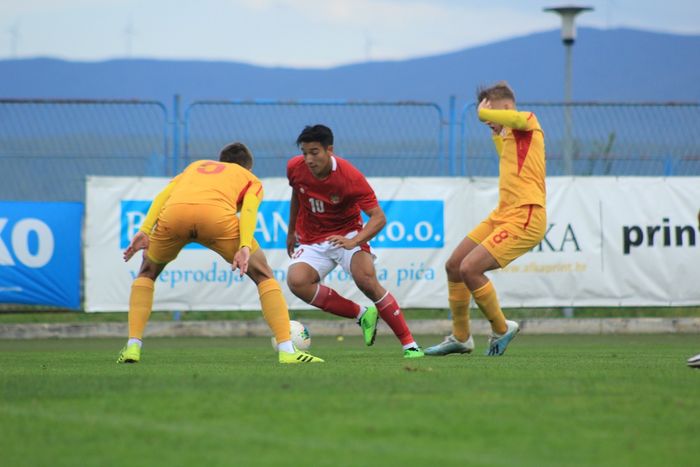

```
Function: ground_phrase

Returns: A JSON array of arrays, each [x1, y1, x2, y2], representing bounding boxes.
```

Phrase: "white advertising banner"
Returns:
[[85, 176, 700, 311]]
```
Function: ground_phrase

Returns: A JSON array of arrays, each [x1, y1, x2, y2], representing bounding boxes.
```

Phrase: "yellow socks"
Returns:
[[128, 277, 155, 339], [258, 278, 292, 344], [448, 281, 471, 342], [472, 281, 507, 334]]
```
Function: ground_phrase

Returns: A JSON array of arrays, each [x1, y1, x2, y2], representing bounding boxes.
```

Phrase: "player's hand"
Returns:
[[123, 231, 149, 262], [478, 98, 491, 111], [286, 233, 297, 258], [478, 98, 493, 123], [232, 246, 251, 277], [327, 235, 357, 250]]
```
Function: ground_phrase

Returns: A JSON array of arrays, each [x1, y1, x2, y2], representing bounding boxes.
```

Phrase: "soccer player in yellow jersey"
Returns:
[[117, 142, 323, 364], [426, 81, 547, 356]]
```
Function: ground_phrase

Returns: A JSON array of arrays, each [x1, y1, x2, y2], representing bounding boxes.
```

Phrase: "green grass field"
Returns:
[[1, 334, 698, 467], [2, 306, 700, 323]]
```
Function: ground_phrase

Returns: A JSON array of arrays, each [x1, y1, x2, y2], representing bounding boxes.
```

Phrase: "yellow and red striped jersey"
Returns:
[[166, 159, 263, 212], [479, 109, 546, 210]]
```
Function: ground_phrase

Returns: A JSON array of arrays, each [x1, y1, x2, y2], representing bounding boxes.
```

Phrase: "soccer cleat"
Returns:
[[486, 320, 520, 356], [116, 343, 141, 363], [358, 305, 379, 346], [279, 350, 325, 364], [403, 347, 425, 359], [687, 353, 700, 369], [424, 334, 475, 356]]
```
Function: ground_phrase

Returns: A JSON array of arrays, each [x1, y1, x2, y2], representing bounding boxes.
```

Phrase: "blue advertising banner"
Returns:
[[120, 199, 444, 250], [0, 202, 83, 309]]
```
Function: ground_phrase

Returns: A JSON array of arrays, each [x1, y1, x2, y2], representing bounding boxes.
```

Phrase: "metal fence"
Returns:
[[0, 99, 169, 202], [183, 100, 445, 177], [2, 98, 699, 203], [460, 102, 700, 177]]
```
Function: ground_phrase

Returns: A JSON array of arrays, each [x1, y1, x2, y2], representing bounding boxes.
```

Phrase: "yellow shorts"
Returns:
[[146, 203, 259, 264], [467, 204, 546, 268]]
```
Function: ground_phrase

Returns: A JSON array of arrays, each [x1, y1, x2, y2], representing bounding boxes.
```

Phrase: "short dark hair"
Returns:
[[219, 142, 253, 169], [296, 124, 333, 149], [477, 81, 516, 103]]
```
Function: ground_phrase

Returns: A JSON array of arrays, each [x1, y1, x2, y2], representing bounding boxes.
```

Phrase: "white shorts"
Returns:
[[289, 231, 374, 280]]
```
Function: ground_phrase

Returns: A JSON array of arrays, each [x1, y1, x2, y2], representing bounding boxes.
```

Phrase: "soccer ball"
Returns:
[[271, 320, 311, 351]]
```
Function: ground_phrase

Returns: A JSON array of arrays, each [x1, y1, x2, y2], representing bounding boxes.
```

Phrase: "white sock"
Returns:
[[127, 338, 142, 348], [356, 306, 367, 322], [402, 341, 418, 350], [277, 340, 295, 354]]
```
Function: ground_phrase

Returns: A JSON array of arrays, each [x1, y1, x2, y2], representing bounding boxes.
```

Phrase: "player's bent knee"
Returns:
[[138, 259, 164, 280], [286, 273, 310, 295], [458, 262, 475, 283], [353, 273, 380, 296], [445, 257, 462, 277], [246, 253, 275, 284]]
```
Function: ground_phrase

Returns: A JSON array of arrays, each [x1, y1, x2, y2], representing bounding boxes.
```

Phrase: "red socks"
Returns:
[[310, 285, 360, 319], [375, 292, 414, 346]]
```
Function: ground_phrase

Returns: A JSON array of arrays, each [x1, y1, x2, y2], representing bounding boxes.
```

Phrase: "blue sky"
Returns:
[[2, 0, 699, 67]]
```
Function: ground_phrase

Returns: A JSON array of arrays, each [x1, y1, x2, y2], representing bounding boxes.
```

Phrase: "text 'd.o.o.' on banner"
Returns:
[[84, 176, 700, 311]]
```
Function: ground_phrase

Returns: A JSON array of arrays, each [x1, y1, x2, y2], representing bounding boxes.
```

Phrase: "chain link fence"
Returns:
[[460, 102, 700, 177], [2, 99, 699, 204], [0, 99, 170, 202], [183, 100, 445, 177]]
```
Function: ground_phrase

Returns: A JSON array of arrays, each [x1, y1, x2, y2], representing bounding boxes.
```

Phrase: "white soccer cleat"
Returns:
[[486, 320, 520, 356], [424, 334, 475, 356], [687, 353, 700, 369]]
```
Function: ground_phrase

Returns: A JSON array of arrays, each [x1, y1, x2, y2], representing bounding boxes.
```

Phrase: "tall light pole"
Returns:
[[544, 5, 593, 176]]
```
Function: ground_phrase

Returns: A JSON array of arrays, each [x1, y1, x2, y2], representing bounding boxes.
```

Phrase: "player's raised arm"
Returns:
[[478, 106, 537, 131], [286, 189, 300, 257]]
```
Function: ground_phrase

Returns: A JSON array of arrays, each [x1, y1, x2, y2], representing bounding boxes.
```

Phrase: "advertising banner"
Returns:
[[0, 202, 83, 309], [85, 176, 700, 311]]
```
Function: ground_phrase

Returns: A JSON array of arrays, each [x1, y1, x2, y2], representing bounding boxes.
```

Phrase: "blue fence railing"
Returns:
[[460, 102, 700, 177], [0, 99, 169, 202], [182, 99, 445, 177], [1, 98, 699, 203]]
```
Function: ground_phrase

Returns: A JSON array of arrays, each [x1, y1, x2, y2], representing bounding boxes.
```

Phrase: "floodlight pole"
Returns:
[[544, 5, 593, 176]]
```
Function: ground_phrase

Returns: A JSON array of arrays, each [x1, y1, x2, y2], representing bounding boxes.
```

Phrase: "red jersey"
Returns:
[[287, 154, 379, 244]]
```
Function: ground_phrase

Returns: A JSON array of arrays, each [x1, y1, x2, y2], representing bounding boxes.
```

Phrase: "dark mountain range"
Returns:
[[1, 27, 698, 108]]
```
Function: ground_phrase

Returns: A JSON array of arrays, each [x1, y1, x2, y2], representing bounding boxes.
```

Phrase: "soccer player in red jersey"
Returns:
[[285, 124, 424, 358]]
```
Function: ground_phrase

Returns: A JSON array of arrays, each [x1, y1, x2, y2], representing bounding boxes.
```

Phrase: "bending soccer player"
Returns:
[[286, 124, 424, 359], [426, 81, 547, 357], [118, 142, 323, 364]]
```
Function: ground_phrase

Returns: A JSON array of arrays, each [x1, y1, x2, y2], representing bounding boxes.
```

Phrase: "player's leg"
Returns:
[[287, 245, 362, 320], [445, 237, 477, 340], [118, 208, 187, 363], [347, 249, 422, 357], [243, 244, 323, 363], [460, 244, 519, 356], [461, 205, 546, 356], [425, 220, 492, 356], [117, 256, 168, 363], [202, 206, 322, 363]]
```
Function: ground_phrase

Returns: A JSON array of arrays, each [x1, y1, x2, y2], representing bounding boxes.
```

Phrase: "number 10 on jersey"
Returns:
[[309, 198, 325, 213]]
